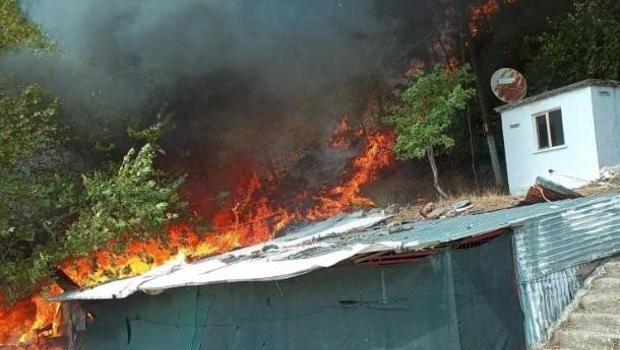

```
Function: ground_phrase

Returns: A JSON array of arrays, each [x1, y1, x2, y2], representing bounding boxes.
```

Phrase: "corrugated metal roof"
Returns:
[[51, 192, 620, 302], [341, 192, 620, 250], [514, 193, 620, 282]]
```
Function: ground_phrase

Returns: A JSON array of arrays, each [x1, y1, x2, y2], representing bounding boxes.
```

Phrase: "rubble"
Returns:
[[519, 177, 582, 205], [578, 165, 620, 196], [389, 192, 517, 224]]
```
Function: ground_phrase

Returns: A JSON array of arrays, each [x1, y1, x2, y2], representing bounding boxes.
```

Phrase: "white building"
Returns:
[[497, 80, 620, 195]]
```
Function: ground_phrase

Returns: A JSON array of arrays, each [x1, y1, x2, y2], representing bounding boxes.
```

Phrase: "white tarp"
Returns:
[[52, 212, 391, 301], [140, 241, 402, 293], [50, 256, 186, 301]]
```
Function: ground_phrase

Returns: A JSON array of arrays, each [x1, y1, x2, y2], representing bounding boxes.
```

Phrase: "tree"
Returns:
[[384, 64, 475, 198], [528, 0, 620, 92], [1, 140, 184, 302], [64, 144, 184, 257], [0, 0, 40, 52], [0, 85, 74, 301], [0, 4, 186, 303], [0, 84, 185, 302]]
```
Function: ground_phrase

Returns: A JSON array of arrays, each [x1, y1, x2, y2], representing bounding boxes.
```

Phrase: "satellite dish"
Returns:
[[491, 68, 528, 103]]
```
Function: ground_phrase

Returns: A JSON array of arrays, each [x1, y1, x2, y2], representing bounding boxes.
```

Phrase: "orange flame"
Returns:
[[3, 109, 395, 347], [61, 124, 394, 287], [470, 0, 517, 36], [307, 131, 393, 220], [0, 285, 63, 349], [329, 115, 351, 149]]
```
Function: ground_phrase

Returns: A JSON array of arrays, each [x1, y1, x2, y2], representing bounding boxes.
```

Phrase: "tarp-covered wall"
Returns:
[[84, 234, 524, 350]]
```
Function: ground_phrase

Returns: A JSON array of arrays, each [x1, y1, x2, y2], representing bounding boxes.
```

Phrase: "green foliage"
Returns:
[[0, 0, 40, 51], [0, 86, 73, 250], [0, 4, 182, 298], [384, 64, 476, 160], [0, 142, 184, 302], [0, 85, 77, 301], [127, 107, 172, 146], [528, 0, 620, 92], [65, 144, 184, 257], [0, 83, 184, 302], [0, 84, 62, 167], [0, 172, 80, 302]]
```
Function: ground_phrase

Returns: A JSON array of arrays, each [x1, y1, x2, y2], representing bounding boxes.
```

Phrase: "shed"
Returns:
[[53, 193, 620, 349], [496, 80, 620, 195]]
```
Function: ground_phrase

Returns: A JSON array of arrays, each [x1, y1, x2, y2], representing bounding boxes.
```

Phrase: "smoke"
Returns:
[[2, 0, 438, 196], [7, 0, 387, 116]]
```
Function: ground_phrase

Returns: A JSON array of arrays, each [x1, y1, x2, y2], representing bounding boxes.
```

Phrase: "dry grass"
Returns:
[[387, 170, 620, 224], [577, 173, 620, 196], [389, 188, 518, 223], [440, 188, 518, 213]]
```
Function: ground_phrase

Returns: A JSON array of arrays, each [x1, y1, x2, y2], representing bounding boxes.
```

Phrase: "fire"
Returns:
[[329, 115, 351, 149], [469, 0, 517, 36], [60, 122, 394, 287], [2, 2, 522, 345], [307, 131, 393, 220], [0, 285, 63, 349], [2, 107, 395, 347], [405, 62, 426, 79]]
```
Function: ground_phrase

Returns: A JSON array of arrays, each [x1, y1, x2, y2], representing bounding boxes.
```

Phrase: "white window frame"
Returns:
[[533, 108, 565, 151]]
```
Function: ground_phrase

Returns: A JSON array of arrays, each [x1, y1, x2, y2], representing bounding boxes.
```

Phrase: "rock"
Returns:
[[452, 200, 473, 213], [426, 208, 446, 219], [385, 203, 400, 215], [419, 202, 436, 218], [261, 244, 279, 253]]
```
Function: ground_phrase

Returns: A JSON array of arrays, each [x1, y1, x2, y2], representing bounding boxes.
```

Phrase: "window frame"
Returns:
[[532, 108, 565, 151]]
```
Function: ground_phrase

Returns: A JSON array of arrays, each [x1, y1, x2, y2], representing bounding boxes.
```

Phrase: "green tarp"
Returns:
[[84, 233, 525, 350]]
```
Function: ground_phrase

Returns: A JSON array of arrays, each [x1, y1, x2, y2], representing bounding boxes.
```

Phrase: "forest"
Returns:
[[1, 0, 619, 316]]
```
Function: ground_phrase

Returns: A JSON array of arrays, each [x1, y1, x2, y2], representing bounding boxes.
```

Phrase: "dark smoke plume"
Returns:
[[3, 0, 444, 201], [7, 1, 388, 124]]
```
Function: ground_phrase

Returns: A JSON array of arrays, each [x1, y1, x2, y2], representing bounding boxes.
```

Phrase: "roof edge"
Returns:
[[495, 79, 620, 114]]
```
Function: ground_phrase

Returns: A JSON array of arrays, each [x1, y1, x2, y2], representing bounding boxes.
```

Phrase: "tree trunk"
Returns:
[[468, 42, 505, 187], [456, 22, 480, 189], [427, 144, 449, 199], [458, 0, 505, 188], [466, 106, 480, 189]]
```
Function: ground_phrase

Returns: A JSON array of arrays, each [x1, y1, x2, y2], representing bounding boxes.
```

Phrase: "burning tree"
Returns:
[[1, 0, 590, 346], [384, 64, 475, 198], [0, 73, 185, 348], [0, 131, 184, 303]]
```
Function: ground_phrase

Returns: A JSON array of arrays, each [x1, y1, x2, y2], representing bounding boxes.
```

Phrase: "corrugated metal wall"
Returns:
[[513, 194, 620, 345], [517, 263, 590, 345]]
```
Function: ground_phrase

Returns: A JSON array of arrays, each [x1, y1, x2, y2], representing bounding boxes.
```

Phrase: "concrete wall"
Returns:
[[501, 87, 600, 195], [591, 85, 620, 167]]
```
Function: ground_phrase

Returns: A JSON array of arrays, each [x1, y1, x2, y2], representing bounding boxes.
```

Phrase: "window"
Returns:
[[534, 109, 565, 150]]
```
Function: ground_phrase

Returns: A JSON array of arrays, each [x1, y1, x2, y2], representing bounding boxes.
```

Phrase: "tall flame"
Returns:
[[2, 104, 394, 347], [2, 2, 524, 344], [60, 122, 394, 287]]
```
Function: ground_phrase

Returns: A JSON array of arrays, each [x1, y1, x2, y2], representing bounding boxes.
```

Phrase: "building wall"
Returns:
[[82, 234, 525, 350], [501, 87, 600, 195], [591, 85, 620, 167]]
